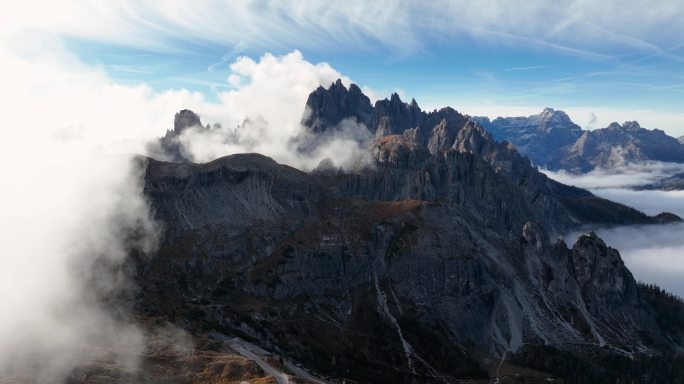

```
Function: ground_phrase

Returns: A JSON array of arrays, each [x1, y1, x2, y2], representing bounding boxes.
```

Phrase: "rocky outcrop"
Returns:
[[570, 232, 637, 310], [426, 119, 456, 154], [301, 79, 373, 133], [173, 109, 203, 134], [147, 109, 208, 163]]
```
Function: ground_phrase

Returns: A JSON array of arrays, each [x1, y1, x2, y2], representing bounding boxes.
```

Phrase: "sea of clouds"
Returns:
[[544, 165, 684, 299]]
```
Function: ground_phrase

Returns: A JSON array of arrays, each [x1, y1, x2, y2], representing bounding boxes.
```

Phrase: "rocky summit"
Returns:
[[476, 110, 684, 173], [131, 81, 684, 383], [473, 108, 583, 168]]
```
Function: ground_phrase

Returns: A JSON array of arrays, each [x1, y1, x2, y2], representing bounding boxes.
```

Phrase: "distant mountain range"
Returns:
[[474, 109, 684, 174], [129, 81, 684, 383]]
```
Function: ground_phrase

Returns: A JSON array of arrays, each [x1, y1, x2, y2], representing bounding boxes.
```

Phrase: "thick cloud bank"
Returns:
[[0, 40, 169, 381], [0, 30, 367, 381], [546, 165, 684, 299]]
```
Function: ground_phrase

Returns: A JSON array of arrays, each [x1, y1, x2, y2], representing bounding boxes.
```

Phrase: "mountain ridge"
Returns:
[[131, 80, 684, 382], [475, 109, 684, 173]]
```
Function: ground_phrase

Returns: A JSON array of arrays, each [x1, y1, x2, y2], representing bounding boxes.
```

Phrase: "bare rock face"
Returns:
[[147, 109, 207, 163], [301, 79, 373, 133], [426, 119, 456, 154], [173, 109, 203, 134], [134, 83, 684, 383], [570, 232, 637, 311]]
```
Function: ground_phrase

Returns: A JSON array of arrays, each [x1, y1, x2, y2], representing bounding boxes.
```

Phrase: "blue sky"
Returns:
[[5, 0, 684, 135], [69, 30, 684, 112]]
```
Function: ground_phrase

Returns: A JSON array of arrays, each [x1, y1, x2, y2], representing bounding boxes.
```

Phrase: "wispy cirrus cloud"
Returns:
[[4, 0, 684, 60], [5, 1, 684, 136], [505, 65, 547, 71]]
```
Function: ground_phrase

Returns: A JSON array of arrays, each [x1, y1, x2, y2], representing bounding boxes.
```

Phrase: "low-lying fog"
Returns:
[[543, 164, 684, 299]]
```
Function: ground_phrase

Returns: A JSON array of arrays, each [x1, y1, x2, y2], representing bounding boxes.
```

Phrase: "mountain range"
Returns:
[[474, 109, 684, 174], [91, 81, 684, 383]]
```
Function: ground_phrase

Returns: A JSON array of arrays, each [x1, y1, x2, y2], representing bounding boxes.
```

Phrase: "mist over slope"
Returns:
[[0, 42, 377, 382]]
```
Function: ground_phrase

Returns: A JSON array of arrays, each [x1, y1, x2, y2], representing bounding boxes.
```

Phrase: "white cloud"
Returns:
[[171, 50, 373, 170], [541, 162, 684, 190], [0, 19, 374, 378], [592, 189, 684, 218], [0, 36, 186, 381], [542, 161, 684, 218]]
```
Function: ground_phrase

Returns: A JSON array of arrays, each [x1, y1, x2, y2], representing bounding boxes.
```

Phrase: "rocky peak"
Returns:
[[372, 92, 424, 138], [452, 120, 494, 154], [148, 109, 206, 163], [571, 231, 637, 310], [474, 108, 583, 168], [331, 77, 344, 89], [536, 108, 575, 132], [301, 79, 373, 133], [606, 122, 622, 130], [559, 120, 684, 172], [172, 109, 203, 136], [539, 107, 570, 125], [622, 121, 642, 131], [426, 118, 455, 154], [678, 135, 684, 145], [409, 98, 420, 110], [300, 80, 475, 151]]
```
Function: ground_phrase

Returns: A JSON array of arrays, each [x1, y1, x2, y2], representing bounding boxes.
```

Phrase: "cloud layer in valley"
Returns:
[[542, 162, 684, 190], [586, 222, 684, 299], [546, 165, 684, 299]]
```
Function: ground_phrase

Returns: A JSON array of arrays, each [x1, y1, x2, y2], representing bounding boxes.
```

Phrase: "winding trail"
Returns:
[[227, 339, 290, 384], [210, 331, 329, 384]]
